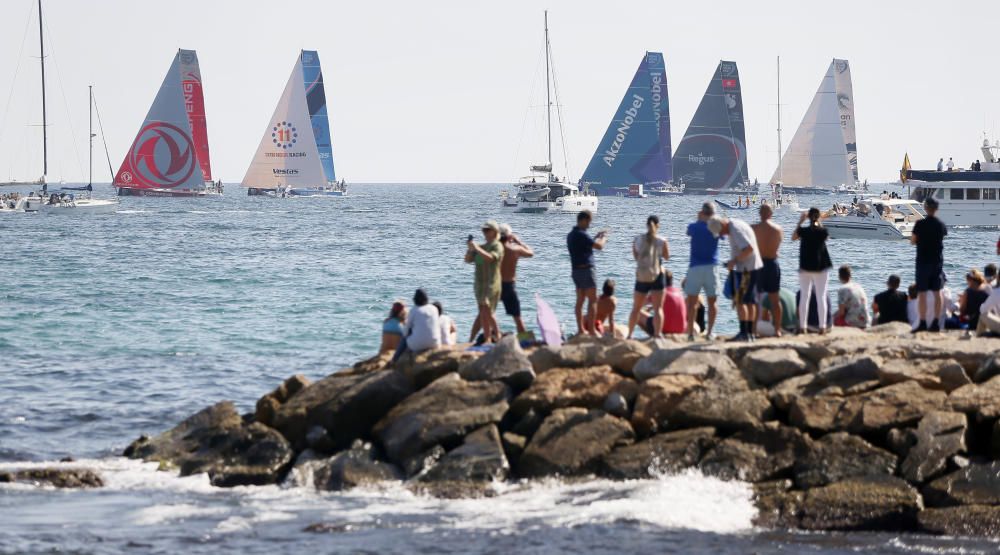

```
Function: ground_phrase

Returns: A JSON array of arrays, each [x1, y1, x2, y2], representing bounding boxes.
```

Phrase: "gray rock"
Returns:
[[798, 475, 921, 531], [596, 340, 653, 376], [877, 358, 971, 392], [603, 392, 630, 419], [519, 408, 634, 477], [272, 369, 414, 451], [510, 409, 544, 439], [900, 411, 967, 483], [753, 480, 803, 529], [600, 427, 716, 479], [528, 346, 561, 374], [459, 335, 535, 390], [671, 385, 772, 432], [630, 373, 702, 436], [406, 349, 482, 389], [698, 424, 811, 483], [633, 349, 738, 382], [793, 432, 897, 488], [924, 461, 1000, 507], [313, 442, 403, 491], [743, 348, 810, 387], [123, 401, 294, 487], [0, 468, 104, 488], [509, 365, 627, 418], [973, 353, 1000, 383], [372, 373, 509, 466], [816, 354, 883, 388], [401, 445, 446, 478], [949, 375, 1000, 421], [789, 380, 948, 434], [918, 505, 1000, 536], [420, 424, 509, 483], [501, 432, 526, 462], [886, 427, 919, 458]]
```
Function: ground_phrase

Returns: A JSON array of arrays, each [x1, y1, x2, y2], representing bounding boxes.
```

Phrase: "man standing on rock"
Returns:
[[684, 202, 720, 341], [567, 210, 607, 336], [469, 223, 535, 339], [753, 204, 785, 336], [911, 197, 947, 332], [466, 220, 504, 344], [708, 214, 764, 342]]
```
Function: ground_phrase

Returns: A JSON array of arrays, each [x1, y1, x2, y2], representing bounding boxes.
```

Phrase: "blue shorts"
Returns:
[[759, 258, 781, 294], [635, 273, 666, 294], [684, 265, 719, 298], [572, 267, 597, 290], [501, 281, 521, 317], [915, 262, 945, 292]]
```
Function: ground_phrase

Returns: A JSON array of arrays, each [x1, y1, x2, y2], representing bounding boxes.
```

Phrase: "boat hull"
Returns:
[[502, 196, 599, 214], [44, 199, 118, 214], [117, 187, 215, 198], [823, 220, 908, 240]]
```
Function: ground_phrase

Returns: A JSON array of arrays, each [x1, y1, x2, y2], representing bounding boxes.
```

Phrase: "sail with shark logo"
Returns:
[[771, 59, 857, 192], [580, 51, 672, 195], [672, 61, 748, 193], [243, 50, 346, 197], [115, 49, 220, 197]]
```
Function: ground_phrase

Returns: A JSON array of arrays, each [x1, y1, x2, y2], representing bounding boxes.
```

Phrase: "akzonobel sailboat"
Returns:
[[770, 58, 858, 194], [115, 49, 221, 197], [580, 52, 672, 196], [672, 61, 749, 194], [242, 50, 346, 197], [502, 11, 597, 214]]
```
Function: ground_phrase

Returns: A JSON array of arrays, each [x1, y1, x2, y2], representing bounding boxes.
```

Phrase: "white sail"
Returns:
[[771, 59, 855, 189], [241, 56, 325, 189], [832, 59, 858, 182]]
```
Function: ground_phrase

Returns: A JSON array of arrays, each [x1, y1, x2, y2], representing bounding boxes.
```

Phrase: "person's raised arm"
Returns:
[[467, 241, 498, 262], [594, 232, 608, 251], [464, 241, 476, 263], [792, 213, 807, 241], [513, 236, 534, 258]]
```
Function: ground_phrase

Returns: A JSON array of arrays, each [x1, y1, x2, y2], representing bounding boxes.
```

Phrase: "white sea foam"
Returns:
[[131, 503, 228, 526]]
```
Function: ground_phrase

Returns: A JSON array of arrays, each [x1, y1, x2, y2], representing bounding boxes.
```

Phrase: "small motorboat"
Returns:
[[822, 197, 924, 240]]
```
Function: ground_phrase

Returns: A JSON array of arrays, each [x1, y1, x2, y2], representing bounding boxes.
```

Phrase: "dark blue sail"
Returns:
[[581, 52, 671, 195], [672, 61, 748, 192]]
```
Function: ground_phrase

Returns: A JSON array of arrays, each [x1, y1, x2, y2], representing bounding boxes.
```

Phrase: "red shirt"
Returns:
[[662, 287, 687, 334]]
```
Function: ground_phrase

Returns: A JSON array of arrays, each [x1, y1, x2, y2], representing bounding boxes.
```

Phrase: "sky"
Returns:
[[0, 0, 997, 183]]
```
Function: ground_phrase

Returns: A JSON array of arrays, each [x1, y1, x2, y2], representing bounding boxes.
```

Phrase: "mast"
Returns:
[[776, 55, 783, 183], [38, 0, 48, 181], [88, 85, 93, 187], [544, 10, 552, 170]]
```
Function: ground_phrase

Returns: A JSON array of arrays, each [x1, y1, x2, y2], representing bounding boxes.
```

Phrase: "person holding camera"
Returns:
[[465, 220, 505, 345], [567, 210, 608, 336]]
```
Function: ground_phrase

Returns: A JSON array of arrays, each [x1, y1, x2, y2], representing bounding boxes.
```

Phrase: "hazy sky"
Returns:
[[0, 0, 996, 183]]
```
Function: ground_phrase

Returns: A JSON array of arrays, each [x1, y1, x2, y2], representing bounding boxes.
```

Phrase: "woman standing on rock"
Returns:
[[627, 215, 670, 339], [792, 208, 833, 335]]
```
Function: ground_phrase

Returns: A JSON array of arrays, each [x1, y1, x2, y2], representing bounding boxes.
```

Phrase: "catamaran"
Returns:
[[771, 59, 858, 195], [242, 50, 346, 197], [502, 12, 597, 214], [904, 139, 1000, 227], [579, 51, 673, 196], [114, 49, 221, 197], [672, 61, 750, 194]]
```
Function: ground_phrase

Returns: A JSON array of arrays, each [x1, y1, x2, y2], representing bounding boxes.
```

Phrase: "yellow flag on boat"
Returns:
[[900, 153, 912, 183]]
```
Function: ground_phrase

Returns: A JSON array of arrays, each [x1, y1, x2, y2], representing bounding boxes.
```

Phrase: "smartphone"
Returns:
[[467, 234, 474, 242]]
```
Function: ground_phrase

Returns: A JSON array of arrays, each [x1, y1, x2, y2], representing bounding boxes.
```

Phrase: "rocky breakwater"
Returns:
[[120, 325, 1000, 537]]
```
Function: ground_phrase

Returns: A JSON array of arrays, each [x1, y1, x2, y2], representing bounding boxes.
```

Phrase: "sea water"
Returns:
[[1, 183, 998, 554]]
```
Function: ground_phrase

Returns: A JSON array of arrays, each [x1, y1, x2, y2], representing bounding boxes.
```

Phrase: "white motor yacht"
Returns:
[[822, 197, 924, 240], [646, 181, 685, 196], [904, 139, 1000, 227]]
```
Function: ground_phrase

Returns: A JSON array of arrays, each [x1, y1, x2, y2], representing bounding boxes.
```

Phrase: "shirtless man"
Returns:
[[469, 224, 535, 339], [752, 204, 785, 336]]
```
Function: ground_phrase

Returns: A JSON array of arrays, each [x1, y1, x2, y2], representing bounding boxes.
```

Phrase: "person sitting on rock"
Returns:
[[379, 301, 407, 354], [392, 289, 440, 363], [758, 287, 798, 337], [834, 265, 870, 329], [433, 301, 457, 347], [873, 274, 909, 326], [641, 270, 686, 336], [960, 269, 991, 332], [585, 279, 619, 338]]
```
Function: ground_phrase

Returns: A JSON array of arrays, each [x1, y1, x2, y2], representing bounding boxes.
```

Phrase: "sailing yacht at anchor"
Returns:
[[502, 11, 597, 214]]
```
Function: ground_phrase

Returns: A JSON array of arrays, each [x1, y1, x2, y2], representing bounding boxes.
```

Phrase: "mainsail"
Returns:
[[301, 50, 336, 183], [114, 50, 206, 191], [178, 49, 212, 183], [672, 61, 748, 192], [771, 59, 856, 189], [581, 51, 671, 194], [241, 51, 326, 190]]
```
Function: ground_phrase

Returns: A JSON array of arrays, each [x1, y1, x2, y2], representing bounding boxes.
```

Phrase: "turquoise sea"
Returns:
[[1, 183, 998, 554]]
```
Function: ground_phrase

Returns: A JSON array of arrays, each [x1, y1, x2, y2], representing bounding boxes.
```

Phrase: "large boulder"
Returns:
[[420, 424, 509, 483], [973, 352, 1000, 383], [599, 427, 716, 480], [633, 349, 737, 382], [528, 346, 561, 374], [459, 335, 535, 390], [900, 411, 967, 483], [518, 408, 634, 477], [924, 461, 1000, 507], [123, 401, 294, 487], [669, 369, 772, 432], [509, 365, 627, 418], [789, 381, 947, 434], [313, 442, 403, 491], [793, 432, 897, 489], [949, 375, 1000, 422], [918, 505, 1000, 536], [254, 374, 311, 427], [630, 374, 702, 436], [596, 340, 652, 376], [372, 373, 509, 467], [406, 349, 481, 389], [877, 358, 970, 392], [272, 369, 414, 452], [906, 338, 1000, 374], [797, 475, 921, 531], [742, 348, 810, 387], [0, 468, 104, 489], [698, 424, 811, 483]]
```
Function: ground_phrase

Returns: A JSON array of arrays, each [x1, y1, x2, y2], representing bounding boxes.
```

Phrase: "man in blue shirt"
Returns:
[[683, 202, 720, 341], [567, 210, 607, 336]]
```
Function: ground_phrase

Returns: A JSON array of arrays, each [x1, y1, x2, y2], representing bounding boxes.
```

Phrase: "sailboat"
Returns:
[[242, 50, 347, 197], [580, 51, 673, 196], [502, 11, 597, 214], [770, 59, 858, 194], [766, 56, 798, 213], [672, 61, 749, 194], [114, 49, 221, 197]]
